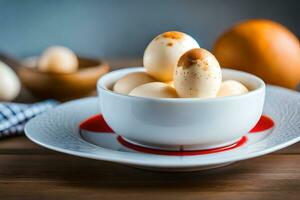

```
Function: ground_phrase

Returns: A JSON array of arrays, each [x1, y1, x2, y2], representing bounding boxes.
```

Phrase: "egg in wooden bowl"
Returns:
[[18, 46, 110, 101]]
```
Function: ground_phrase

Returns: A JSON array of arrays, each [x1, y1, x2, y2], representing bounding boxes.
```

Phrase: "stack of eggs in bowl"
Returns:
[[114, 31, 248, 98], [98, 31, 265, 151]]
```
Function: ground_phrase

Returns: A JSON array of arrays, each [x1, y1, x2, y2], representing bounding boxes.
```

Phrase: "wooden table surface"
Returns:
[[1, 59, 300, 200]]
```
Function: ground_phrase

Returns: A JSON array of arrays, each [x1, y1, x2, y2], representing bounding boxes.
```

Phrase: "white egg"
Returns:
[[113, 72, 156, 95], [0, 61, 21, 101], [38, 46, 78, 73], [217, 80, 249, 97], [129, 82, 178, 98], [174, 48, 222, 98], [143, 31, 200, 82]]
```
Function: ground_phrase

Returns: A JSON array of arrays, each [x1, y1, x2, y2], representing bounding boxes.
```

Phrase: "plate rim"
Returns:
[[25, 85, 300, 168]]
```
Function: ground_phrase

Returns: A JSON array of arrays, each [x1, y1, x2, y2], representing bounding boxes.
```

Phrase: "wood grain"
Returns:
[[1, 136, 300, 200]]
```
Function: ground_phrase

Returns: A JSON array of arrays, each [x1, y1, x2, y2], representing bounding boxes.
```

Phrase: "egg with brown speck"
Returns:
[[129, 82, 178, 98], [143, 31, 200, 82], [174, 48, 222, 98], [217, 80, 249, 97], [113, 72, 156, 95]]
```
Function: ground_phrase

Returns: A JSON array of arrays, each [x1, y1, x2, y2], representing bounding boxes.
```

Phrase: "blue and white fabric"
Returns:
[[0, 100, 58, 138]]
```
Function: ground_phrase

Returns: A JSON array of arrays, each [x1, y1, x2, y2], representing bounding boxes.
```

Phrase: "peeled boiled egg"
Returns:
[[174, 48, 222, 98], [38, 46, 78, 73], [129, 82, 178, 98], [217, 80, 249, 97], [0, 61, 21, 101], [113, 72, 156, 95], [143, 31, 200, 82]]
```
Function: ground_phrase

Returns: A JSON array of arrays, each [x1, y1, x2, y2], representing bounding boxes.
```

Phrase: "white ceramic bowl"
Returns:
[[97, 67, 265, 150]]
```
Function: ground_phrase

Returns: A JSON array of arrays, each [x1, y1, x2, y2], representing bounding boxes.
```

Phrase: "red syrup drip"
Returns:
[[117, 136, 247, 156], [249, 115, 274, 133], [79, 114, 274, 156], [79, 114, 114, 133]]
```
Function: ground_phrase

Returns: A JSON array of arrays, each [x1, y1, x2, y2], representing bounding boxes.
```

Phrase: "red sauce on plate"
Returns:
[[79, 114, 274, 156]]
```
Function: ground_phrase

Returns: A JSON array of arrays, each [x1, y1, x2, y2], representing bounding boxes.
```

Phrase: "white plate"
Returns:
[[25, 86, 300, 171]]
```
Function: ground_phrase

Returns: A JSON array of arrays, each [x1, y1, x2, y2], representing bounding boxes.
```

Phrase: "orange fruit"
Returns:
[[213, 19, 300, 89]]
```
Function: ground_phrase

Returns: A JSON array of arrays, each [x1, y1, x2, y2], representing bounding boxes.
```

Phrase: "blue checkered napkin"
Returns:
[[0, 100, 58, 138]]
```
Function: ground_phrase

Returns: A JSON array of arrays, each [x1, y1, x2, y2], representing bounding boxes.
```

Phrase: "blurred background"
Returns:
[[0, 0, 299, 59], [0, 0, 299, 103], [0, 0, 299, 136]]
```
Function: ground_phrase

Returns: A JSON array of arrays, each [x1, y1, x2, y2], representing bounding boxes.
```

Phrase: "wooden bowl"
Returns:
[[18, 57, 110, 101]]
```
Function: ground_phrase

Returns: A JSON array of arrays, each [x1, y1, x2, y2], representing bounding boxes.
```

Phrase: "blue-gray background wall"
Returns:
[[0, 0, 299, 58]]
